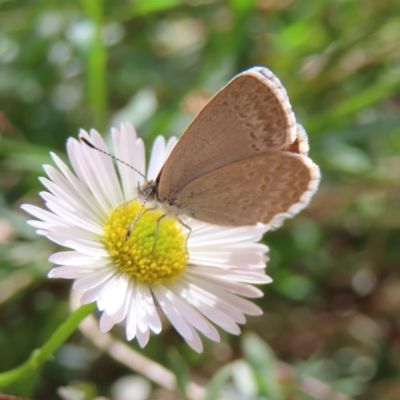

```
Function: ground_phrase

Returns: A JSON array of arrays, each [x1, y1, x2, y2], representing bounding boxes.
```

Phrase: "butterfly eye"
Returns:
[[140, 181, 158, 201]]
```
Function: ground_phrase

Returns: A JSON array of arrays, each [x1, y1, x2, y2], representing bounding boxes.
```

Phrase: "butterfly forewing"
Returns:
[[174, 151, 319, 227], [158, 67, 297, 202]]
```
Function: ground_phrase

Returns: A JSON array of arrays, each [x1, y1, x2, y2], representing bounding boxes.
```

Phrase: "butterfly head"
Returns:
[[139, 180, 158, 202]]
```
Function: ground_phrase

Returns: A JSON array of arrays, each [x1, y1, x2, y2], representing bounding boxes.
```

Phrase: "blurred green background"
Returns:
[[1, 0, 400, 399]]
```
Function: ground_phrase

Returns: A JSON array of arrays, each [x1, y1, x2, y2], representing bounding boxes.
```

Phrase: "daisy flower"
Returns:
[[21, 123, 271, 353]]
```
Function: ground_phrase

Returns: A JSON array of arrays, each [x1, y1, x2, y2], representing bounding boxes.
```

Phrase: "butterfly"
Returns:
[[82, 67, 320, 233]]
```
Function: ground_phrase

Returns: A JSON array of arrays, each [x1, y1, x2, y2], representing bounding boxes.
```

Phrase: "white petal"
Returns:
[[80, 278, 112, 304], [223, 271, 272, 284], [136, 327, 150, 348], [152, 286, 194, 341], [111, 281, 134, 324], [189, 232, 263, 248], [138, 283, 162, 334], [43, 165, 104, 224], [48, 225, 101, 242], [203, 284, 262, 316], [64, 240, 109, 257], [183, 324, 203, 353], [99, 311, 115, 332], [202, 295, 246, 324], [49, 251, 100, 266], [39, 174, 76, 210], [187, 265, 270, 282], [35, 230, 49, 236], [27, 220, 60, 230], [21, 204, 67, 227], [186, 270, 264, 298], [42, 198, 103, 235], [184, 287, 241, 335], [147, 136, 166, 180], [48, 266, 94, 279], [67, 138, 112, 214], [189, 224, 268, 247], [49, 152, 106, 222], [45, 231, 105, 250], [198, 303, 241, 335], [112, 123, 145, 202], [160, 283, 220, 342], [97, 274, 129, 315], [222, 241, 269, 251], [126, 281, 138, 340], [186, 257, 232, 269], [73, 267, 115, 291], [165, 136, 178, 159], [188, 251, 232, 264], [135, 285, 149, 334], [189, 245, 268, 269], [185, 274, 265, 315], [88, 129, 125, 206]]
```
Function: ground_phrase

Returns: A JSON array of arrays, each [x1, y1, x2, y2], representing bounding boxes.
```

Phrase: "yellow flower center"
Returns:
[[103, 201, 188, 284]]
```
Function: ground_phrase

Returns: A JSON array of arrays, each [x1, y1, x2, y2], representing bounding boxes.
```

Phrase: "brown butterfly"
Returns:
[[82, 67, 320, 234]]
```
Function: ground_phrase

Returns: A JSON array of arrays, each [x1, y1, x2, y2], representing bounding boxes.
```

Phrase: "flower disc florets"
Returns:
[[104, 201, 187, 284]]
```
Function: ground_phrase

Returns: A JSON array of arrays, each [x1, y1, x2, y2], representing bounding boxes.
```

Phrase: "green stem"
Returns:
[[81, 0, 107, 129], [0, 303, 96, 387]]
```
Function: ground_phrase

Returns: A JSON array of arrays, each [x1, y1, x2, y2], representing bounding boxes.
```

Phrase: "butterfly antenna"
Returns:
[[79, 136, 146, 180], [125, 189, 152, 240]]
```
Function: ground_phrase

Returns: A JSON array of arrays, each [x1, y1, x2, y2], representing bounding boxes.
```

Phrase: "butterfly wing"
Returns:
[[174, 150, 320, 228], [158, 67, 297, 202]]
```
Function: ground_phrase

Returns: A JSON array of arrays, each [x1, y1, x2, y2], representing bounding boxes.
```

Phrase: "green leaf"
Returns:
[[275, 274, 314, 301], [167, 348, 189, 397], [242, 334, 283, 400], [57, 381, 98, 400], [322, 142, 372, 174], [131, 0, 182, 16], [315, 118, 400, 147], [307, 73, 400, 133], [202, 363, 233, 400], [231, 360, 258, 398], [228, 0, 255, 17], [0, 137, 53, 173]]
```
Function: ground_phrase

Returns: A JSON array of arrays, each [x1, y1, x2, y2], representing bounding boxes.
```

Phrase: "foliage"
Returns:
[[1, 0, 400, 399]]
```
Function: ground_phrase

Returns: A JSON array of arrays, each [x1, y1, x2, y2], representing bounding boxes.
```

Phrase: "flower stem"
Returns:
[[81, 0, 107, 130], [0, 303, 96, 387]]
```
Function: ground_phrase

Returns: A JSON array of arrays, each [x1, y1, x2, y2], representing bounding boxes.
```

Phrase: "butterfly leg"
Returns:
[[151, 213, 168, 252], [177, 217, 192, 256], [125, 183, 156, 240], [125, 206, 157, 240]]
